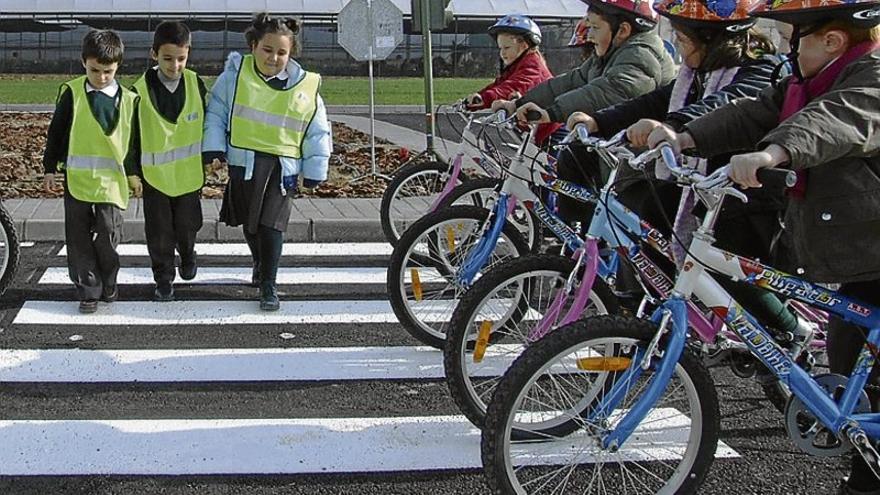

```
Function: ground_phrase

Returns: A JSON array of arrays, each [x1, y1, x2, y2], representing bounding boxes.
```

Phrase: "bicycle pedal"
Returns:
[[848, 429, 880, 481]]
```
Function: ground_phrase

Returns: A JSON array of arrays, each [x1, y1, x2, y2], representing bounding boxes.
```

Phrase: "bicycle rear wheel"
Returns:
[[387, 205, 530, 349], [482, 316, 719, 495], [0, 200, 20, 296]]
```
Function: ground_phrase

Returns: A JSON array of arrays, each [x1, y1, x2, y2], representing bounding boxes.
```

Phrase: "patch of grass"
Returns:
[[0, 74, 492, 105]]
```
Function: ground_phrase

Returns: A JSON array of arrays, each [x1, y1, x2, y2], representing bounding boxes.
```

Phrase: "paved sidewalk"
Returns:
[[5, 197, 386, 242]]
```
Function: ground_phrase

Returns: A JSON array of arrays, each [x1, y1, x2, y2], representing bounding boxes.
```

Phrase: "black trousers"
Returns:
[[63, 189, 123, 301], [143, 182, 203, 285], [829, 280, 880, 489]]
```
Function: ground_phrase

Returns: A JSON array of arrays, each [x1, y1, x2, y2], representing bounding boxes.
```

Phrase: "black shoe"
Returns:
[[153, 283, 174, 302], [178, 254, 198, 281], [839, 478, 880, 495], [79, 299, 98, 313], [100, 285, 118, 303], [259, 283, 280, 311], [250, 263, 261, 288]]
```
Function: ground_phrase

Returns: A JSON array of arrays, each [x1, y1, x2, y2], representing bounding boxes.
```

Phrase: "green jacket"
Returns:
[[517, 31, 677, 123], [685, 51, 880, 283]]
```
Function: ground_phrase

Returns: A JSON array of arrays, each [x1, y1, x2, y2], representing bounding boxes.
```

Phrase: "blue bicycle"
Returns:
[[481, 152, 878, 494]]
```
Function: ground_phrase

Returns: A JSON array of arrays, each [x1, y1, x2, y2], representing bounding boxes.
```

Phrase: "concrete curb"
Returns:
[[6, 198, 390, 243]]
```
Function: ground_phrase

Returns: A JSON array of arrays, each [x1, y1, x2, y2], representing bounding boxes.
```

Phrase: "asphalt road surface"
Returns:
[[0, 240, 851, 494]]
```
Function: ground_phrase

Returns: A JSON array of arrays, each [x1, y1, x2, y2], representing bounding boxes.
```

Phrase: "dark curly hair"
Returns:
[[245, 12, 300, 54]]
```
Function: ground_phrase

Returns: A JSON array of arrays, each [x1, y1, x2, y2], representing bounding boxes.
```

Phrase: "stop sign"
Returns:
[[338, 0, 404, 61]]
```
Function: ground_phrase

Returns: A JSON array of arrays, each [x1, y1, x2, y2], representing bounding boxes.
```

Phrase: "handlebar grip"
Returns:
[[659, 144, 677, 170], [756, 168, 797, 189], [575, 124, 590, 143], [524, 109, 542, 122]]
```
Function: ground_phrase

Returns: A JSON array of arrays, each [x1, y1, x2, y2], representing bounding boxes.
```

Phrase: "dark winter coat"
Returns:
[[516, 31, 677, 123], [685, 51, 880, 283]]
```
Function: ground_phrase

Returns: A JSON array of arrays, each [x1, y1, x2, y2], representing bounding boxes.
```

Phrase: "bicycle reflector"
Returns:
[[473, 320, 493, 363], [445, 225, 457, 252], [410, 269, 423, 301], [577, 357, 632, 371]]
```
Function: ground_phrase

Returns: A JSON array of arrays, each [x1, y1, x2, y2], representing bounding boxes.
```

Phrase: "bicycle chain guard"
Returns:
[[784, 373, 871, 457]]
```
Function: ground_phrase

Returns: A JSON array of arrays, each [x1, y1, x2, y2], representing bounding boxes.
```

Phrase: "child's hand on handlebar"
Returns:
[[465, 93, 483, 108], [729, 145, 791, 189], [566, 112, 598, 134], [646, 126, 695, 154], [627, 119, 663, 148], [490, 99, 516, 115], [515, 102, 550, 124]]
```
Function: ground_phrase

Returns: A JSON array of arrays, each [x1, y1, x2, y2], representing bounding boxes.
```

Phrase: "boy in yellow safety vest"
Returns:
[[42, 29, 140, 314], [130, 21, 208, 302]]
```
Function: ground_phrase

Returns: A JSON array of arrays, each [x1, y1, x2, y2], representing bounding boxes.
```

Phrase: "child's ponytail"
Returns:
[[245, 12, 300, 53]]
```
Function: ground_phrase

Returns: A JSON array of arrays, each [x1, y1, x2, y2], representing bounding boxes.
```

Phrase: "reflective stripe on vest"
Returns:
[[64, 76, 136, 210], [133, 69, 205, 197], [229, 55, 321, 158]]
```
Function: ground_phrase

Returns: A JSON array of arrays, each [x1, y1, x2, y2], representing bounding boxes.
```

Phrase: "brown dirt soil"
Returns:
[[0, 112, 404, 200]]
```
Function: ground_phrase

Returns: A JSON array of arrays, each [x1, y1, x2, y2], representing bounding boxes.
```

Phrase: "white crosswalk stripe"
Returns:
[[6, 240, 738, 481], [39, 266, 439, 285], [0, 413, 738, 476], [57, 242, 393, 257], [14, 299, 535, 325]]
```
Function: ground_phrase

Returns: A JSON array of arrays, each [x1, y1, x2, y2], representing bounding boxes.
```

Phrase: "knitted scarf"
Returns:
[[780, 40, 880, 198], [658, 64, 740, 265]]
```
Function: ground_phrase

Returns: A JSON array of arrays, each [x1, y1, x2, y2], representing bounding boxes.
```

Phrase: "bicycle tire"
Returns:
[[483, 316, 720, 494], [387, 205, 530, 349], [444, 254, 618, 428], [0, 200, 20, 297], [380, 160, 457, 246]]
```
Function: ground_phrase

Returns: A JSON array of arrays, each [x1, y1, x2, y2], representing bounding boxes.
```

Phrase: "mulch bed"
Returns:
[[0, 112, 409, 200]]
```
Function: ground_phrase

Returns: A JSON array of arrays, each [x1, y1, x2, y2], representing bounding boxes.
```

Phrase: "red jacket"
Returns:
[[475, 50, 563, 146]]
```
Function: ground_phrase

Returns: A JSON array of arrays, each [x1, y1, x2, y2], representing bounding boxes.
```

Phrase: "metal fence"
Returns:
[[0, 17, 584, 77]]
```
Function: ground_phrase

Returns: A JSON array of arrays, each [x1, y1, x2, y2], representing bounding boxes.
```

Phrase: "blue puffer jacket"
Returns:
[[204, 52, 332, 191]]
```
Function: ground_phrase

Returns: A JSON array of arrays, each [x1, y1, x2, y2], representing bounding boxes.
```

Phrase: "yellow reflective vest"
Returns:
[[229, 54, 321, 158], [133, 69, 205, 197], [63, 76, 136, 210]]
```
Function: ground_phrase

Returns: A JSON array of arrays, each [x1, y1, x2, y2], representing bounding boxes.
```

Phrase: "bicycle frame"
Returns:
[[601, 180, 880, 451], [427, 108, 547, 213], [455, 131, 624, 287]]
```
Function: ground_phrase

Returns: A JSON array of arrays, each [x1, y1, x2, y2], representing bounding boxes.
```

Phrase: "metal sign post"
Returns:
[[419, 0, 436, 154], [338, 0, 404, 183]]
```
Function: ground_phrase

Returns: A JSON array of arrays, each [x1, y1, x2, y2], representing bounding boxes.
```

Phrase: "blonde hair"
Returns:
[[816, 21, 880, 45]]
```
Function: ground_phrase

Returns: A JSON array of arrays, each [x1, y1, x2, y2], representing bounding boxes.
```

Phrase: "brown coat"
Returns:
[[684, 51, 880, 283]]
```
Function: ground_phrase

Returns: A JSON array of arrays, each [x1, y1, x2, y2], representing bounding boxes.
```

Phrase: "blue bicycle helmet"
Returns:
[[488, 14, 543, 46]]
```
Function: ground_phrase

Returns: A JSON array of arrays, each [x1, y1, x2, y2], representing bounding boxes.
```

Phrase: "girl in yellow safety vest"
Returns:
[[203, 13, 333, 311]]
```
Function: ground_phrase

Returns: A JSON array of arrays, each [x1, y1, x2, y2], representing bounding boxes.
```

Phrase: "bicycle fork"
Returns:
[[592, 297, 691, 451], [528, 239, 601, 343], [428, 153, 465, 213], [456, 193, 514, 288]]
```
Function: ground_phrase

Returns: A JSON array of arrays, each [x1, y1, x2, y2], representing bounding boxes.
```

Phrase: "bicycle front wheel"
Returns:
[[436, 178, 542, 251], [0, 200, 20, 296], [379, 160, 453, 246], [387, 205, 530, 349], [444, 254, 618, 428], [482, 316, 719, 495]]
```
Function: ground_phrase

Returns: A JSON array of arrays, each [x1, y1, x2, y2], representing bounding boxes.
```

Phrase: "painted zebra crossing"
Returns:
[[1, 242, 737, 479]]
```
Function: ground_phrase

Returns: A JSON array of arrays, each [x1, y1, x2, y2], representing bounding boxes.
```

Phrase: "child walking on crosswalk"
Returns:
[[131, 21, 209, 302], [42, 29, 140, 314], [203, 13, 333, 311]]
